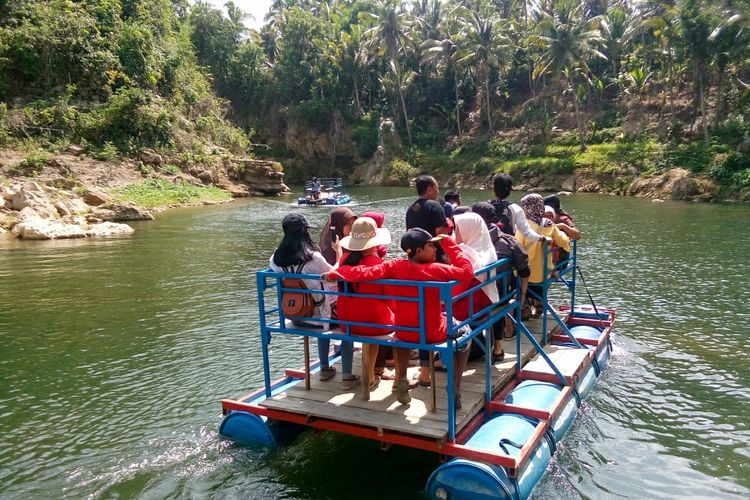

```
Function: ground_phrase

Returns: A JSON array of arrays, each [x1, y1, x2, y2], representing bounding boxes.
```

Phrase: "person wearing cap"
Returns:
[[269, 212, 354, 385], [517, 194, 570, 317], [472, 201, 531, 339], [324, 229, 474, 408], [336, 217, 395, 391]]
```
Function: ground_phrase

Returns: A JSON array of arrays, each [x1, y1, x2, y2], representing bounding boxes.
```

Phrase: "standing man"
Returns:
[[405, 175, 449, 386], [310, 176, 322, 201], [406, 175, 448, 237]]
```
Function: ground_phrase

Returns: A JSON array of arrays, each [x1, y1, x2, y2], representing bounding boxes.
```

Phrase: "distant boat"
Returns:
[[297, 177, 352, 206]]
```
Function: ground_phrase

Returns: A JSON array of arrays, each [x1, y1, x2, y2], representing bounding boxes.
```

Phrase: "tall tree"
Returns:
[[533, 0, 606, 150]]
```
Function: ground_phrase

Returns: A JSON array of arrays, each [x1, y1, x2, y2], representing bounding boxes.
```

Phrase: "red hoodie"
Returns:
[[330, 238, 473, 343], [335, 253, 396, 336]]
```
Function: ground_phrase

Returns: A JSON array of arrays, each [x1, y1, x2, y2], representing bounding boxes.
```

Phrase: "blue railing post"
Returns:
[[570, 239, 577, 313], [257, 272, 273, 398], [542, 239, 549, 344]]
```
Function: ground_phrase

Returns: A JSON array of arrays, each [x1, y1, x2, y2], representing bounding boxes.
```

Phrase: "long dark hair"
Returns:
[[342, 250, 365, 266], [272, 226, 319, 269]]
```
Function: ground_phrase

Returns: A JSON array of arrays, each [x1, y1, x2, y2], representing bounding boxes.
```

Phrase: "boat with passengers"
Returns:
[[219, 240, 614, 499], [297, 177, 352, 206]]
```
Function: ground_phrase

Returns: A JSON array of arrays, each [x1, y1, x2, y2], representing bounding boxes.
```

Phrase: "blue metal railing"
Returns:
[[255, 241, 581, 440]]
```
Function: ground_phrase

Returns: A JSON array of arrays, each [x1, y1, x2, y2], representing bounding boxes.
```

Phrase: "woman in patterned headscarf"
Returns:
[[516, 194, 571, 317]]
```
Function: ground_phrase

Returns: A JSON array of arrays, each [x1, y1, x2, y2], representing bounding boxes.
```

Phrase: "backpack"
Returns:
[[490, 199, 515, 235], [281, 264, 321, 318]]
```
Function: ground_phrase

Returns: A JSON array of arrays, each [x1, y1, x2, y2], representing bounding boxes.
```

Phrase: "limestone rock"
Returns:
[[83, 188, 112, 206], [627, 168, 718, 201], [86, 215, 104, 224], [7, 182, 59, 219], [67, 144, 85, 155], [86, 221, 134, 237], [140, 149, 164, 165], [561, 175, 577, 192], [92, 202, 154, 221], [237, 159, 289, 195], [66, 197, 90, 214], [54, 200, 71, 217], [12, 218, 86, 240]]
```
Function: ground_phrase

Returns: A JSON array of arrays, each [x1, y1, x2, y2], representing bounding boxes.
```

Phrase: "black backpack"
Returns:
[[490, 199, 515, 235]]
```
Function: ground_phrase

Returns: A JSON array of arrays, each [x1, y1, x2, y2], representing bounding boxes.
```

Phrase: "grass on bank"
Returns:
[[114, 178, 231, 208]]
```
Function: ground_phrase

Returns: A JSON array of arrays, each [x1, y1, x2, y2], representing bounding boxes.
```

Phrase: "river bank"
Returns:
[[0, 147, 290, 240]]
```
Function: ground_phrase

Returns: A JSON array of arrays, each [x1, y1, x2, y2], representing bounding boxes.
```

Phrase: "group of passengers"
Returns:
[[269, 173, 579, 409]]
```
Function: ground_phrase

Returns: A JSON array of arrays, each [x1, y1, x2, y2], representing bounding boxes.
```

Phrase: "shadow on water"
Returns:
[[1, 189, 749, 498]]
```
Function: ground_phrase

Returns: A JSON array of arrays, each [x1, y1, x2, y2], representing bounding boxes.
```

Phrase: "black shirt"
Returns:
[[405, 198, 447, 236]]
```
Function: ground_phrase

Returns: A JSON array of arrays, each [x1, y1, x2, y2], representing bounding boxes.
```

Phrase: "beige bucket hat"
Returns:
[[339, 217, 391, 251]]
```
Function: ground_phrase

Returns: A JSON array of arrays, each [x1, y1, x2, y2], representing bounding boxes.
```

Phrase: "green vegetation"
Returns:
[[115, 179, 231, 208], [0, 0, 749, 198]]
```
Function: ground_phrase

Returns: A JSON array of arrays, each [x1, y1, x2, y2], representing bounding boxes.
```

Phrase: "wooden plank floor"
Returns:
[[261, 314, 565, 439]]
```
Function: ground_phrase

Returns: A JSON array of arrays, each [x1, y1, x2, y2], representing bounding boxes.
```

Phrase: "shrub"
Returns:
[[352, 111, 380, 159], [9, 152, 49, 176], [385, 159, 417, 183], [92, 141, 120, 161], [161, 163, 181, 175], [710, 152, 750, 181]]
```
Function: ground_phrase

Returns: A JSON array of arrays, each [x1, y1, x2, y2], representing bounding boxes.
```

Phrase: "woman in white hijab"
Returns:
[[454, 212, 499, 302], [453, 211, 505, 363]]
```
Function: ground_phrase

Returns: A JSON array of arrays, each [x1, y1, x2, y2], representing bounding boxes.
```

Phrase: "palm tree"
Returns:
[[362, 0, 415, 143], [455, 3, 512, 132], [381, 60, 416, 145], [708, 11, 748, 122], [533, 0, 606, 151]]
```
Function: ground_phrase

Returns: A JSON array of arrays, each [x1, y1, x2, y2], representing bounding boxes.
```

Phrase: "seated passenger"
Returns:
[[336, 217, 395, 391], [269, 213, 355, 387], [516, 194, 570, 317], [324, 229, 474, 409], [319, 207, 357, 265], [543, 195, 580, 267], [452, 211, 506, 363], [472, 202, 531, 339]]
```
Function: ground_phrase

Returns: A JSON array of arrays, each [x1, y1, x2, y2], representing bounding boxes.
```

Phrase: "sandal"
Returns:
[[318, 366, 336, 381], [417, 378, 431, 387], [375, 368, 396, 381], [369, 375, 381, 391], [521, 305, 532, 320], [341, 375, 361, 391], [492, 351, 505, 363]]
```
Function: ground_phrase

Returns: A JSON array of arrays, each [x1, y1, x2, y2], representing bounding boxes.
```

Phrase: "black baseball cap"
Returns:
[[282, 213, 310, 232], [400, 228, 441, 255]]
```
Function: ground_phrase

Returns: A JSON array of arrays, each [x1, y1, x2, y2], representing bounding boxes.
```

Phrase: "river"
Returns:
[[1, 187, 748, 499]]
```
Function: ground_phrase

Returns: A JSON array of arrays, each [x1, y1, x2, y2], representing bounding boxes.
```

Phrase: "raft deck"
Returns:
[[232, 314, 574, 440]]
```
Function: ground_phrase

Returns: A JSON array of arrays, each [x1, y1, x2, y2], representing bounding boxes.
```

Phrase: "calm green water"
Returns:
[[1, 187, 749, 499]]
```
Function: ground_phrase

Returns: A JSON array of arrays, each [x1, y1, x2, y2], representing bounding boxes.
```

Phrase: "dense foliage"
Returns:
[[0, 0, 250, 157], [1, 0, 749, 191]]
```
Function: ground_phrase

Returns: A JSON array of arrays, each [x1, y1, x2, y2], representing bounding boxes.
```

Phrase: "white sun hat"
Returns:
[[339, 217, 391, 251]]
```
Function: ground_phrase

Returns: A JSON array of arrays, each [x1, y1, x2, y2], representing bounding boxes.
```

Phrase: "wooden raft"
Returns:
[[261, 315, 566, 440]]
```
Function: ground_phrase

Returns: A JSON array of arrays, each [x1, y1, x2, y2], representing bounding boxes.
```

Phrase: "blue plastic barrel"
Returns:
[[425, 414, 553, 499], [569, 325, 604, 339], [576, 364, 597, 400], [571, 308, 609, 320], [505, 380, 579, 443], [219, 411, 277, 450]]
